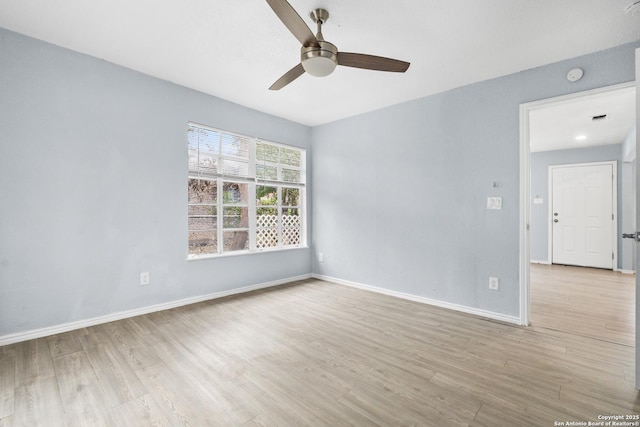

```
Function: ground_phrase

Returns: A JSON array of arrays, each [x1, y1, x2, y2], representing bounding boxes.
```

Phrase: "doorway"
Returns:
[[550, 161, 616, 269], [519, 82, 636, 330]]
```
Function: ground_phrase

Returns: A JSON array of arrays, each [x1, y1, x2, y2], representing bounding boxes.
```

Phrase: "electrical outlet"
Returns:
[[140, 272, 150, 286], [319, 253, 324, 262], [489, 277, 499, 291]]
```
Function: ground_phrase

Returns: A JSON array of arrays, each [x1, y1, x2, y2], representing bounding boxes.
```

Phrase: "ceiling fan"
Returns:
[[266, 0, 410, 90]]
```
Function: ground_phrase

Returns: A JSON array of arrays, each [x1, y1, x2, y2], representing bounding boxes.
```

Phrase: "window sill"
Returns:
[[186, 245, 309, 262]]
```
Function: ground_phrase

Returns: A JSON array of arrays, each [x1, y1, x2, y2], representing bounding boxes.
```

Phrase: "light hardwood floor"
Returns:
[[1, 278, 639, 426], [531, 263, 635, 347]]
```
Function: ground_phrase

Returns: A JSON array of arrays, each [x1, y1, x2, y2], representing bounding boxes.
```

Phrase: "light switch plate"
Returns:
[[487, 197, 502, 210]]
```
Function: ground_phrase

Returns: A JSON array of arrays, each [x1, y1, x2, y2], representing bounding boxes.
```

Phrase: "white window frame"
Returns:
[[187, 122, 306, 259]]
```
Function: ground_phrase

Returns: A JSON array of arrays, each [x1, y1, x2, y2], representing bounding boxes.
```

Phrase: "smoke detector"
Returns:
[[567, 68, 584, 82], [625, 0, 640, 15]]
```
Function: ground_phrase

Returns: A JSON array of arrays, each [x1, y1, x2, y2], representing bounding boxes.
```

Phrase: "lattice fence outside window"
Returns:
[[257, 214, 277, 248], [282, 214, 301, 246], [256, 214, 301, 248]]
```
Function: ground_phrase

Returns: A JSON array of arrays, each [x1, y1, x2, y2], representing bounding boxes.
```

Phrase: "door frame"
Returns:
[[519, 81, 635, 326]]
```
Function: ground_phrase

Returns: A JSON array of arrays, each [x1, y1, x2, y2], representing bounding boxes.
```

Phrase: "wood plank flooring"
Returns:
[[1, 278, 639, 426], [531, 263, 635, 346]]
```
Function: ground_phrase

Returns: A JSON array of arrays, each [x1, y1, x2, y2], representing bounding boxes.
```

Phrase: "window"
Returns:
[[187, 123, 306, 258]]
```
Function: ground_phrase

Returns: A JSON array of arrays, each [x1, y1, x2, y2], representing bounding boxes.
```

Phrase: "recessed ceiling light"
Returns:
[[575, 135, 587, 141]]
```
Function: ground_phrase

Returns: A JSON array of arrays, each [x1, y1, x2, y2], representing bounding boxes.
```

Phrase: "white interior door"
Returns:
[[551, 163, 614, 269]]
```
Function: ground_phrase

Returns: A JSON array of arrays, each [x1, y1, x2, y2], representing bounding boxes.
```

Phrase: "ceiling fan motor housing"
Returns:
[[301, 41, 338, 77]]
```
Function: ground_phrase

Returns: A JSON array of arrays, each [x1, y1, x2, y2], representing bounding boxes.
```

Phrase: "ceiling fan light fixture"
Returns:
[[266, 0, 410, 89], [301, 42, 337, 77], [302, 56, 337, 77]]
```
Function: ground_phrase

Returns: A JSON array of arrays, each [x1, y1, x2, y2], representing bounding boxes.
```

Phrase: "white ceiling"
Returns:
[[530, 86, 636, 153], [0, 0, 639, 126]]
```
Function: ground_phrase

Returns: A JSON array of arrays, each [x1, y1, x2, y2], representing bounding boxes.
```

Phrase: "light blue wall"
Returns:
[[1, 24, 639, 336], [0, 28, 312, 337], [311, 40, 640, 318], [530, 145, 623, 265]]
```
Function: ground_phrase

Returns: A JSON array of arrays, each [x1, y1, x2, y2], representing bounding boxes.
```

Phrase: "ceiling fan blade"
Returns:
[[269, 63, 305, 90], [266, 0, 319, 47], [337, 52, 410, 73]]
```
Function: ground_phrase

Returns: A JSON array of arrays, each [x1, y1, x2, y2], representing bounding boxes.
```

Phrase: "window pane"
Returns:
[[199, 129, 220, 155], [257, 228, 278, 249], [187, 129, 199, 171], [222, 159, 249, 177], [256, 207, 278, 249], [280, 147, 301, 167], [187, 127, 200, 151], [257, 207, 278, 228], [221, 133, 249, 158], [256, 164, 278, 180], [282, 208, 300, 222], [282, 208, 301, 246], [188, 179, 217, 204], [224, 231, 249, 252], [257, 207, 278, 217], [282, 168, 300, 183], [281, 188, 300, 207], [188, 215, 216, 231], [223, 182, 248, 204], [188, 127, 219, 175], [257, 143, 279, 163], [188, 127, 219, 154], [188, 231, 217, 255], [223, 206, 249, 228], [200, 155, 218, 175], [256, 186, 278, 206], [188, 205, 216, 216]]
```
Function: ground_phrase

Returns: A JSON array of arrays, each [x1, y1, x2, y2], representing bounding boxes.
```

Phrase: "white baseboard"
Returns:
[[531, 261, 633, 274], [530, 259, 551, 265], [0, 274, 312, 346], [312, 274, 521, 326]]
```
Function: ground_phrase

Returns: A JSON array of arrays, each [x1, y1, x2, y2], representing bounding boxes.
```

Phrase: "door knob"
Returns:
[[622, 232, 639, 240], [553, 219, 559, 223], [553, 213, 558, 216]]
